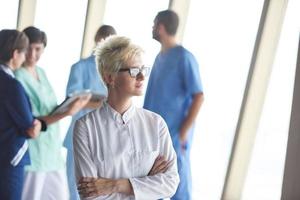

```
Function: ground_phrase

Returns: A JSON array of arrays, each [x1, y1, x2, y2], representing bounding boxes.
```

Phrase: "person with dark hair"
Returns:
[[0, 29, 41, 200], [73, 35, 179, 200], [64, 24, 116, 200], [94, 25, 117, 43], [14, 26, 90, 200], [144, 10, 204, 199]]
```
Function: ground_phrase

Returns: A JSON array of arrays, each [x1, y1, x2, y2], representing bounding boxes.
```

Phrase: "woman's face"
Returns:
[[25, 42, 45, 66], [113, 55, 146, 98], [11, 50, 26, 70]]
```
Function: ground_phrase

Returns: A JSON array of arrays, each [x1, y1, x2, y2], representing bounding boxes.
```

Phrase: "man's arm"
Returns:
[[179, 92, 204, 146]]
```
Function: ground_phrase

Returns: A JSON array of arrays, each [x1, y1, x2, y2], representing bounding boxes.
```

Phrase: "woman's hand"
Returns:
[[148, 155, 172, 176], [66, 94, 91, 116], [78, 177, 133, 198], [36, 95, 92, 126], [85, 100, 103, 109], [26, 119, 41, 138], [78, 177, 115, 198]]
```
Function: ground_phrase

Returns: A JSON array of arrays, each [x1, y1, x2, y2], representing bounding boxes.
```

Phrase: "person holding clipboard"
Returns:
[[14, 26, 90, 200]]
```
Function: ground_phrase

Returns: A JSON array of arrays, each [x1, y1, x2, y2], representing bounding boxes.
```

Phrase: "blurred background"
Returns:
[[1, 0, 300, 199]]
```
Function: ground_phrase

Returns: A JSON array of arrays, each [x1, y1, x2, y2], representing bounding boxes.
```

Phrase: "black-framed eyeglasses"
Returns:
[[118, 66, 151, 78]]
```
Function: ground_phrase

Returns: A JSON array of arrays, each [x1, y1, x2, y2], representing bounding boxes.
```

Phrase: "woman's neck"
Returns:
[[4, 60, 16, 71], [107, 93, 131, 115], [24, 65, 39, 80]]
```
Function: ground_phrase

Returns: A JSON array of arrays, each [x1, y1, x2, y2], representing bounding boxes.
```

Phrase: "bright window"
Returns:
[[242, 1, 300, 199], [0, 0, 19, 29], [183, 1, 264, 199], [103, 0, 169, 107], [34, 0, 87, 102], [34, 0, 88, 138]]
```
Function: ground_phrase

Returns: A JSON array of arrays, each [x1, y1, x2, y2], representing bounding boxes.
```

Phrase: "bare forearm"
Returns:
[[115, 179, 134, 195], [26, 119, 41, 138], [78, 177, 133, 198], [38, 112, 68, 125], [84, 100, 102, 109], [180, 92, 204, 140], [38, 97, 92, 125]]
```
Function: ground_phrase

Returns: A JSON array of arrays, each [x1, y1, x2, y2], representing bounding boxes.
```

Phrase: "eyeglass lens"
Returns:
[[129, 67, 150, 77]]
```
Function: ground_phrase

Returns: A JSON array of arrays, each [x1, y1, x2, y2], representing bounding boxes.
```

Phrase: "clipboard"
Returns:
[[51, 90, 106, 115]]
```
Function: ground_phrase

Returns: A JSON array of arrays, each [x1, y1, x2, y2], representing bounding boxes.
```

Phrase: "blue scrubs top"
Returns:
[[144, 45, 203, 140], [63, 55, 107, 148], [66, 55, 107, 97]]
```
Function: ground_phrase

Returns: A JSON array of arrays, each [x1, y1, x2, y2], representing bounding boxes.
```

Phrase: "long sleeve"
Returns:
[[5, 81, 34, 136], [72, 105, 179, 200], [129, 117, 179, 200], [73, 118, 98, 181]]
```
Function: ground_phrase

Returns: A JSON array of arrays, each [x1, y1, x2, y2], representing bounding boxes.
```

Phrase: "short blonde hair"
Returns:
[[94, 36, 143, 85]]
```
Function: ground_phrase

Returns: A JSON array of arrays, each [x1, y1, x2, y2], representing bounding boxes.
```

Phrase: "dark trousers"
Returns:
[[0, 164, 25, 200]]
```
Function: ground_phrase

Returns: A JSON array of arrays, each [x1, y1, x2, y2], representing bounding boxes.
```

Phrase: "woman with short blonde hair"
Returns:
[[73, 36, 179, 199]]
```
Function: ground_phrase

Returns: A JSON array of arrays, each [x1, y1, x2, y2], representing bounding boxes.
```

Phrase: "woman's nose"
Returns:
[[136, 72, 145, 80]]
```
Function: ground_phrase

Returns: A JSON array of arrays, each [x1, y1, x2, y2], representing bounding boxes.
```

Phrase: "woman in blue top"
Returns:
[[0, 29, 41, 200]]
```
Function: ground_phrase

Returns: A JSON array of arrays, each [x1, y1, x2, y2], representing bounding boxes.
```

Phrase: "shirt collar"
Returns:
[[0, 64, 15, 78], [104, 101, 135, 124]]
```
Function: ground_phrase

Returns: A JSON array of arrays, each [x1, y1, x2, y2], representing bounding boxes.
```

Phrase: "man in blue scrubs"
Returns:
[[144, 10, 204, 200], [64, 25, 116, 200]]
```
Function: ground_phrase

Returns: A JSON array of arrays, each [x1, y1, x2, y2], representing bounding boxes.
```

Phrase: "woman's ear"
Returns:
[[103, 73, 115, 88], [11, 49, 22, 69], [12, 49, 19, 60]]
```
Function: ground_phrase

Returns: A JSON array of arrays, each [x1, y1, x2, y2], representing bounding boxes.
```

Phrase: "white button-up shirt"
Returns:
[[73, 102, 179, 200]]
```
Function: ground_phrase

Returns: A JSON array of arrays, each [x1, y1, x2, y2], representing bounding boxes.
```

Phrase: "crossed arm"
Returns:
[[77, 155, 171, 198], [73, 117, 179, 199]]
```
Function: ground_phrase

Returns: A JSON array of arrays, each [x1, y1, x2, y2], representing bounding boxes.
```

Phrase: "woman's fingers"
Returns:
[[148, 156, 164, 175], [78, 177, 116, 198], [153, 160, 168, 174], [149, 155, 172, 175]]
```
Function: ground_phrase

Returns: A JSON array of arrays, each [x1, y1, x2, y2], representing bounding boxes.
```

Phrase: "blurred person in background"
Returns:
[[14, 26, 90, 200], [144, 10, 204, 200], [0, 29, 41, 200]]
